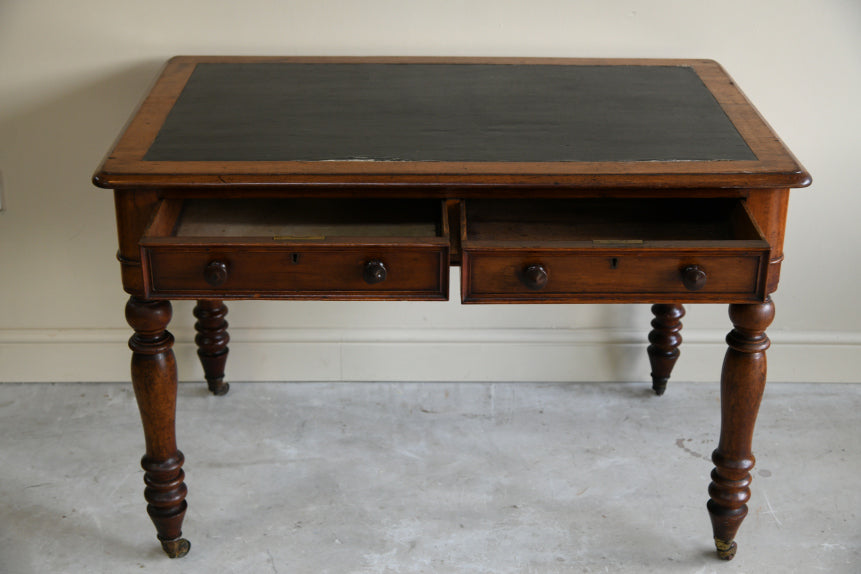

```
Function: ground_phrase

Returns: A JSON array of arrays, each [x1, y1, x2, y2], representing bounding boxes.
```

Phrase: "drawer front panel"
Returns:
[[143, 245, 448, 299], [462, 251, 766, 303]]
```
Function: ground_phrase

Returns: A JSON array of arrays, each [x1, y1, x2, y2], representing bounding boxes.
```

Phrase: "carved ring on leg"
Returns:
[[142, 453, 190, 558]]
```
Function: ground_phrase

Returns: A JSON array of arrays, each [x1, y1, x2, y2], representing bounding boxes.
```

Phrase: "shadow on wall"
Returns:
[[0, 60, 166, 209], [0, 60, 167, 229], [0, 61, 168, 328], [601, 303, 654, 382]]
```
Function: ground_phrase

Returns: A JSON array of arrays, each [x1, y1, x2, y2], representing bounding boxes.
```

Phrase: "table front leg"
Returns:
[[193, 299, 230, 396], [707, 298, 774, 560], [647, 303, 685, 395], [126, 296, 190, 558]]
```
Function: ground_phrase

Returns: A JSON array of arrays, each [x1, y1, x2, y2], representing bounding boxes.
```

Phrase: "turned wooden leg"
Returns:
[[126, 297, 190, 559], [193, 300, 230, 396], [707, 298, 774, 560], [647, 303, 685, 395]]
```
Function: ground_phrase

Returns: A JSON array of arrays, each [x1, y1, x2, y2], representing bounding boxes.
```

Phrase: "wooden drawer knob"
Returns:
[[204, 260, 229, 287], [363, 259, 387, 284], [522, 264, 549, 290], [681, 264, 707, 291]]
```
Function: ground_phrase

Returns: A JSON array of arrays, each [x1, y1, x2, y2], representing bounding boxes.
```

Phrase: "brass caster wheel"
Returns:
[[714, 538, 737, 560], [208, 380, 230, 396], [161, 538, 191, 559], [651, 377, 668, 396]]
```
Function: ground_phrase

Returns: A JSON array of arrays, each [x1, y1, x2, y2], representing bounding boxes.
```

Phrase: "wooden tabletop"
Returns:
[[93, 56, 810, 190]]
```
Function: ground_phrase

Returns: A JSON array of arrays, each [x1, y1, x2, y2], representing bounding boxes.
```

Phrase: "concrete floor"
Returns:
[[0, 381, 858, 573]]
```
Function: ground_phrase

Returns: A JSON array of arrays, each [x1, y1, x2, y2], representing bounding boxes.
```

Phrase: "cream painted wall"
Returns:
[[1, 0, 859, 383]]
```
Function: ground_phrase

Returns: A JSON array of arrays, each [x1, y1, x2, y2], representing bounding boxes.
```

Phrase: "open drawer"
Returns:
[[140, 198, 449, 300], [460, 198, 770, 303]]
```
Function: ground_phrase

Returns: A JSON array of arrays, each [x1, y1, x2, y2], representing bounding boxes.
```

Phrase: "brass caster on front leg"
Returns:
[[160, 537, 191, 559], [714, 537, 737, 561]]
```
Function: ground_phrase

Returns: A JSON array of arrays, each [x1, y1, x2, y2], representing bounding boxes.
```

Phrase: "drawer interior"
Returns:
[[463, 198, 766, 246], [139, 198, 450, 300], [146, 198, 447, 242]]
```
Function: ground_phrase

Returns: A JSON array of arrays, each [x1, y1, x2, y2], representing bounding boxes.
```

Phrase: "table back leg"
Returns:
[[647, 303, 685, 395], [193, 299, 230, 396]]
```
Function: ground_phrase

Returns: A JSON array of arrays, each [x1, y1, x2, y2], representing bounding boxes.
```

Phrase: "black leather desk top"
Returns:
[[144, 63, 756, 163]]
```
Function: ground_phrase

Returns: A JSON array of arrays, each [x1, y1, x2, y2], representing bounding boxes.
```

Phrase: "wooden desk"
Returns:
[[93, 56, 810, 561]]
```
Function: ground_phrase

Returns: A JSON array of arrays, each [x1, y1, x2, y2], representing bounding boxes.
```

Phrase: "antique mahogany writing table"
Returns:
[[93, 56, 810, 560]]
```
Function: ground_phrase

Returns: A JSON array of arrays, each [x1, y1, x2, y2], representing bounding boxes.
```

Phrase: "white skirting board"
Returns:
[[1, 327, 858, 383]]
